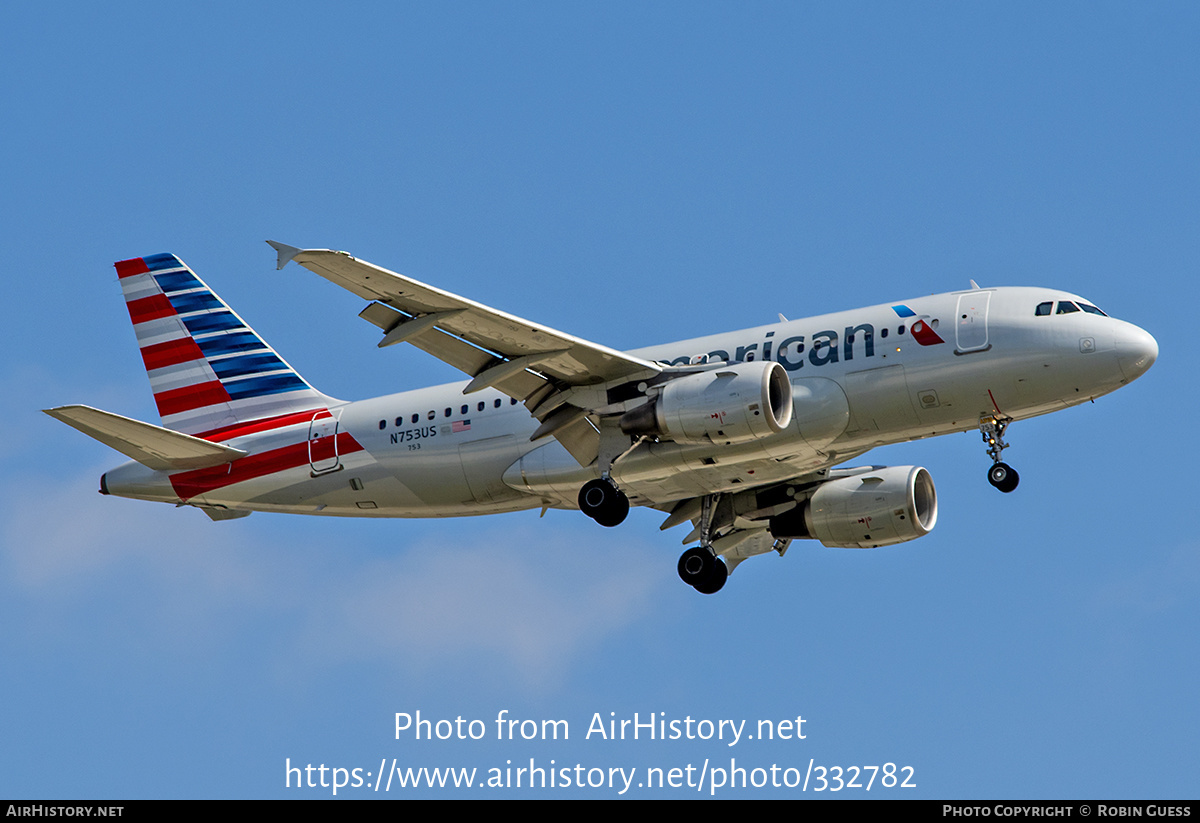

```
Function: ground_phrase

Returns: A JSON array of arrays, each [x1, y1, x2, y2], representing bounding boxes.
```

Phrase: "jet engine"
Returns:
[[619, 361, 793, 445], [769, 466, 937, 548]]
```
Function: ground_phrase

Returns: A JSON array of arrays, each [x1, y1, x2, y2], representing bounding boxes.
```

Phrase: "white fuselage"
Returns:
[[101, 286, 1157, 517]]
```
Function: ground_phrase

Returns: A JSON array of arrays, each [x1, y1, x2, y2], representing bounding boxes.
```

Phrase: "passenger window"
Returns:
[[477, 402, 485, 412], [411, 413, 419, 424], [444, 407, 452, 417], [378, 420, 385, 430], [898, 325, 906, 335], [510, 398, 518, 405], [880, 328, 888, 338], [494, 399, 502, 409], [427, 410, 435, 420], [1056, 301, 1080, 314], [394, 417, 402, 427]]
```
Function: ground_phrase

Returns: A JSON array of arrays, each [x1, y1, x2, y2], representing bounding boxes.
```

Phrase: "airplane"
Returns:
[[44, 243, 1158, 594]]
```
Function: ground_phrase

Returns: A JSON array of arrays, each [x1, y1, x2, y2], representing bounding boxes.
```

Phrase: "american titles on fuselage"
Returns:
[[655, 312, 942, 373]]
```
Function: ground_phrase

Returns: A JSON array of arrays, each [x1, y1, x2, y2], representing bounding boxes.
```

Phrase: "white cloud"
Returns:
[[1, 469, 668, 690], [294, 528, 664, 689]]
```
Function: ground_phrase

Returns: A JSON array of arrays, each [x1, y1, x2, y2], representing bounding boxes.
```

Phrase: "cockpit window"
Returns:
[[1078, 302, 1108, 317], [1056, 301, 1080, 314], [1035, 302, 1052, 316]]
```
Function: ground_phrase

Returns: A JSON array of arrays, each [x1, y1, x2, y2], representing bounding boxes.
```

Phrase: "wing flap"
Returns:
[[44, 405, 247, 471], [552, 414, 601, 467]]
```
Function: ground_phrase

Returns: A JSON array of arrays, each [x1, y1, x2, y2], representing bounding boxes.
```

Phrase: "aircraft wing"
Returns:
[[270, 242, 665, 464]]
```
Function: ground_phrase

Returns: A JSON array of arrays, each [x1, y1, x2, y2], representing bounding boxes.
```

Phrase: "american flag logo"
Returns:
[[452, 420, 471, 433]]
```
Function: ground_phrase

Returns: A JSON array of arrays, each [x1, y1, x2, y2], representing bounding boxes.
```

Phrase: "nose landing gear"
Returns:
[[979, 414, 1019, 493]]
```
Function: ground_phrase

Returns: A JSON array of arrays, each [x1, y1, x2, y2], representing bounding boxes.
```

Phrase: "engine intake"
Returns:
[[620, 361, 793, 445]]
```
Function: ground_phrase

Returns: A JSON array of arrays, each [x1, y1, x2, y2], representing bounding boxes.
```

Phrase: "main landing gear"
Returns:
[[678, 546, 728, 594], [579, 426, 641, 528], [577, 478, 728, 594], [578, 477, 629, 527], [677, 493, 728, 594], [979, 414, 1019, 493]]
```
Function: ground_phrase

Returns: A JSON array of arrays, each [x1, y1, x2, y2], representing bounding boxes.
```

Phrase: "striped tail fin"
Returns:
[[114, 253, 338, 437]]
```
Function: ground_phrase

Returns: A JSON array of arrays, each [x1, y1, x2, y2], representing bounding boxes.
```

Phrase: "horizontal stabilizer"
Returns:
[[43, 405, 247, 471]]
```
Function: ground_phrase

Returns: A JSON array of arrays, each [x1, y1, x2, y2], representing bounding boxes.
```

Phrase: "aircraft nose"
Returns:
[[1115, 324, 1158, 382]]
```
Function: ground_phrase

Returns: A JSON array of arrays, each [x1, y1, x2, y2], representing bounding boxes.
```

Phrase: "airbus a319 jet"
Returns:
[[45, 243, 1158, 593]]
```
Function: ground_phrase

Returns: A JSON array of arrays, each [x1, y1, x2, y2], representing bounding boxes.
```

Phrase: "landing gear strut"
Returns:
[[979, 414, 1019, 493], [578, 477, 629, 527], [677, 494, 728, 594], [579, 424, 642, 528]]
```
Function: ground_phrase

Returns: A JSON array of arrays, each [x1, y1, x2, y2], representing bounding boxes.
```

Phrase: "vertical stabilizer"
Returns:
[[114, 253, 337, 436]]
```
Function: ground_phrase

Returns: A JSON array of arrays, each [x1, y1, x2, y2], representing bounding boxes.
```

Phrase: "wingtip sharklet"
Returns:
[[266, 240, 303, 270]]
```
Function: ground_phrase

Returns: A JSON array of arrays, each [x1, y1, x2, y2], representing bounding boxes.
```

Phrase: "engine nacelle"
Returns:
[[769, 466, 937, 548], [620, 361, 793, 445]]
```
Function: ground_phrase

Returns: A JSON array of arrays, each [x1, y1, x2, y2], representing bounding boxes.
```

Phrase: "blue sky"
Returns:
[[2, 2, 1196, 798]]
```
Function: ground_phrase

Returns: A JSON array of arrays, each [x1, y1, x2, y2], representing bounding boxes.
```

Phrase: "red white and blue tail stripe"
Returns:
[[115, 253, 338, 436]]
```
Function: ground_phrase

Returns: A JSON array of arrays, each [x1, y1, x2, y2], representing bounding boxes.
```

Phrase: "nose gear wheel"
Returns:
[[987, 461, 1019, 493]]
